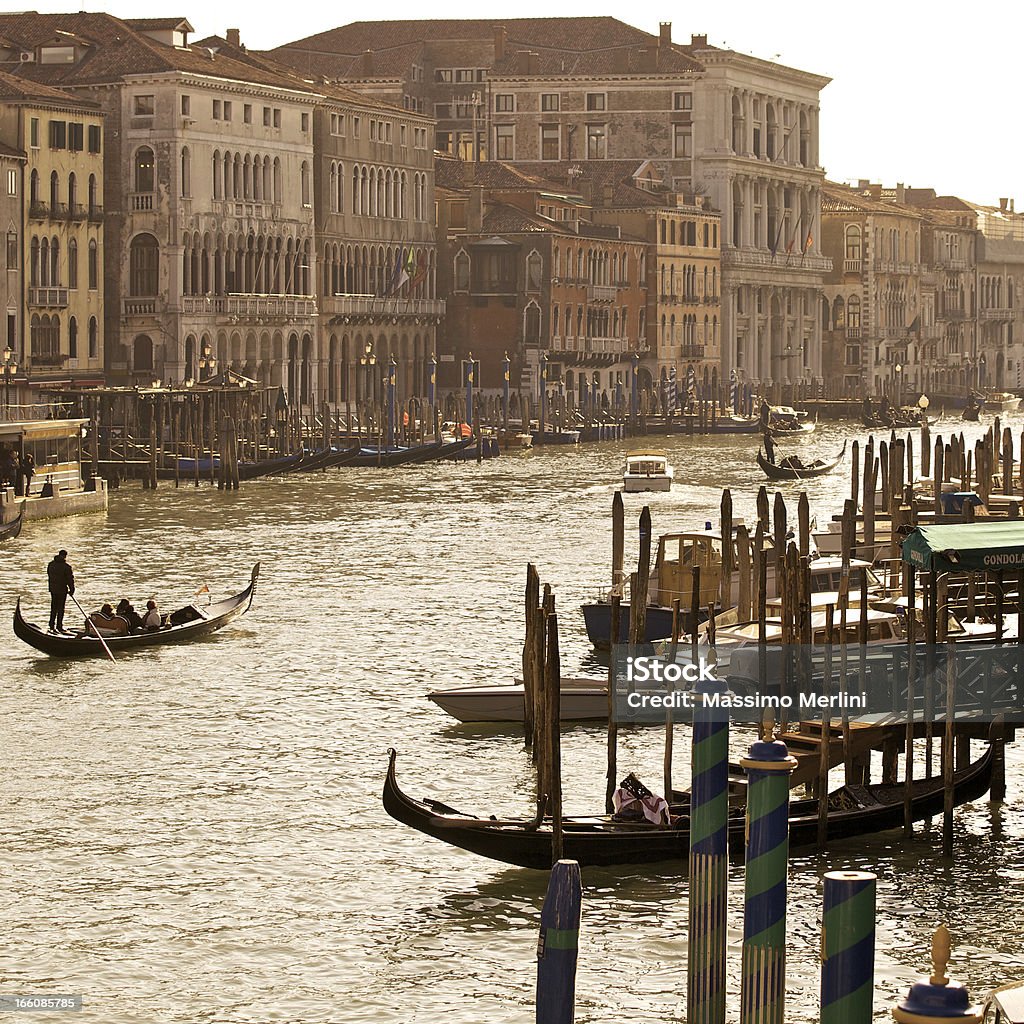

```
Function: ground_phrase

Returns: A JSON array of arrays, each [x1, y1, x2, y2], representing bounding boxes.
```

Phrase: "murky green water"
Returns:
[[2, 417, 1023, 1022]]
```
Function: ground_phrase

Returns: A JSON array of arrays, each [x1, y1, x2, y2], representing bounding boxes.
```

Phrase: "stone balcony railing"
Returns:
[[131, 192, 155, 211], [179, 294, 319, 319], [587, 284, 617, 303], [722, 247, 832, 273], [29, 351, 66, 367], [845, 326, 862, 339], [124, 299, 157, 316], [980, 307, 1015, 321], [324, 295, 445, 320], [679, 344, 706, 358], [843, 258, 862, 274], [28, 287, 69, 308]]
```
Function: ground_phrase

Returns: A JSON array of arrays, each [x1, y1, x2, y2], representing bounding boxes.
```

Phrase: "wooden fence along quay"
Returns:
[[395, 413, 1024, 1022]]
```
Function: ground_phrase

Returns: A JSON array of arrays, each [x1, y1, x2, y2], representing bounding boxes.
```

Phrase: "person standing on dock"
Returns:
[[46, 550, 75, 634]]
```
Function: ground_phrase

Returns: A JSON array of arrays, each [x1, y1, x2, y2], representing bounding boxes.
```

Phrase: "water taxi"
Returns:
[[622, 450, 674, 492]]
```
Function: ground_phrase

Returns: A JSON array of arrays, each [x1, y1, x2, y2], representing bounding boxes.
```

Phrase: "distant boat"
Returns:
[[757, 442, 846, 480], [767, 405, 815, 434], [429, 677, 607, 723], [622, 450, 673, 492], [982, 391, 1021, 413]]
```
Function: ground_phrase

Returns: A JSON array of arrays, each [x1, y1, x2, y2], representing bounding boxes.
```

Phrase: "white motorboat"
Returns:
[[623, 450, 674, 492], [428, 677, 608, 723], [768, 405, 816, 433], [983, 391, 1022, 413]]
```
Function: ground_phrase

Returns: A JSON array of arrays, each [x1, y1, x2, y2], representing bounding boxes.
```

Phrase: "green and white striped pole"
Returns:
[[820, 870, 877, 1024], [687, 677, 729, 1024], [740, 717, 797, 1024]]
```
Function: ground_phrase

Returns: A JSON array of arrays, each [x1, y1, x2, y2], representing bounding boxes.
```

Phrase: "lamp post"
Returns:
[[199, 342, 217, 383], [2, 346, 17, 418], [894, 362, 902, 409], [358, 341, 376, 430]]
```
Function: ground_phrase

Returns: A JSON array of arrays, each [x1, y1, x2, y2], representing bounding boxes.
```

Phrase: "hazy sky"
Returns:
[[30, 0, 1024, 204]]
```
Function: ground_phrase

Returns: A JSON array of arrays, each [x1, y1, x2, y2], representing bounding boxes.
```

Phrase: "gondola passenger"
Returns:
[[142, 600, 161, 630]]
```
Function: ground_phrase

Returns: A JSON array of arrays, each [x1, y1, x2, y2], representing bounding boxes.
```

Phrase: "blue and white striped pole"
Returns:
[[464, 352, 474, 429], [426, 352, 436, 409], [730, 370, 738, 414], [536, 859, 582, 1024], [740, 719, 798, 1024], [540, 352, 548, 436], [820, 871, 876, 1024], [687, 677, 730, 1024]]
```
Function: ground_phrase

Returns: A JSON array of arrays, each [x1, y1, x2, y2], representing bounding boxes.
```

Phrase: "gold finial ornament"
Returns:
[[763, 707, 776, 742], [930, 924, 951, 987]]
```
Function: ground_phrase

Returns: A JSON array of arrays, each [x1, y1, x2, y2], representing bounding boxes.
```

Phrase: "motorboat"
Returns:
[[428, 677, 607, 723], [767, 405, 815, 434], [622, 450, 674, 492], [982, 391, 1021, 413]]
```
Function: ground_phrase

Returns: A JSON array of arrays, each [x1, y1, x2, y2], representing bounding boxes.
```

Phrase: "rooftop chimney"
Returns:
[[602, 183, 614, 205], [690, 33, 707, 48], [1000, 197, 1009, 212], [361, 49, 374, 76], [659, 22, 672, 46], [857, 179, 870, 190], [493, 25, 506, 62], [895, 182, 906, 203], [639, 45, 659, 72], [226, 27, 240, 47]]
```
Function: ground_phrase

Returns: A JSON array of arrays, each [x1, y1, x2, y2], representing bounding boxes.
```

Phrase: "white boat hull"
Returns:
[[623, 475, 673, 492], [429, 680, 608, 722]]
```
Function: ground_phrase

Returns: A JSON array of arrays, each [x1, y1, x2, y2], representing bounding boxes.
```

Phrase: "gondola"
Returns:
[[13, 563, 260, 658], [238, 452, 306, 480], [962, 402, 982, 422], [382, 741, 994, 870], [286, 443, 362, 473], [757, 442, 846, 481], [0, 501, 25, 541]]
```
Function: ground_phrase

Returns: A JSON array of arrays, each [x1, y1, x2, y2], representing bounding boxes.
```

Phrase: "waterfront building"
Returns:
[[0, 135, 24, 415], [820, 182, 926, 398], [275, 18, 831, 393], [0, 70, 105, 410], [434, 156, 648, 398]]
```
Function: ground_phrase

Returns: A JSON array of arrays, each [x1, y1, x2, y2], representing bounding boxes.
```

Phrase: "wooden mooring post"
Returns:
[[535, 860, 581, 1024]]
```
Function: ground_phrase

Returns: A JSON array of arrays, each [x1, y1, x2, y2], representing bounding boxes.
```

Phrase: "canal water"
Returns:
[[2, 418, 1023, 1023]]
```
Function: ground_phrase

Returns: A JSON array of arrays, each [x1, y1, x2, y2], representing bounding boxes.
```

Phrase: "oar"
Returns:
[[66, 591, 117, 663]]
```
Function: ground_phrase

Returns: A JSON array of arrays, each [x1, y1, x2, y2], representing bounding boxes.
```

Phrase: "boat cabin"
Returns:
[[651, 530, 727, 610], [625, 451, 669, 475]]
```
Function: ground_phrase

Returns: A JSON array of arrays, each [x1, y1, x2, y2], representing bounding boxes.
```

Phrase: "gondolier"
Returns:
[[46, 549, 75, 634]]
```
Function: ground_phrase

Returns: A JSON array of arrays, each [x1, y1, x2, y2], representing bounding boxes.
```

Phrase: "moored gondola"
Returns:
[[13, 563, 259, 658], [382, 742, 995, 870], [757, 442, 846, 481], [0, 501, 25, 541]]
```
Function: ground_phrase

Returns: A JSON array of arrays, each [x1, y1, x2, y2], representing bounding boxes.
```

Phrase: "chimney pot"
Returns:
[[690, 33, 707, 48], [659, 22, 672, 46], [1000, 197, 1009, 211], [361, 49, 374, 76], [493, 25, 506, 61], [226, 27, 240, 47]]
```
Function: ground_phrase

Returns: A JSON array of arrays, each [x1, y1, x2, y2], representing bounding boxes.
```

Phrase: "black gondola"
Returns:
[[757, 442, 846, 481], [13, 564, 259, 658], [382, 742, 994, 870], [0, 501, 25, 541]]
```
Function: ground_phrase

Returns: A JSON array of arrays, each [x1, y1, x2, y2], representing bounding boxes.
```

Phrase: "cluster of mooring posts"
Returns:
[[520, 419, 1024, 1022]]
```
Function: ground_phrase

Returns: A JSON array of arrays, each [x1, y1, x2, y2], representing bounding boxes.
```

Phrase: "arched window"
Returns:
[[454, 250, 470, 291], [133, 334, 154, 372], [88, 240, 98, 289], [526, 250, 542, 291], [29, 237, 39, 286], [847, 295, 861, 329], [134, 146, 155, 193], [336, 162, 344, 213], [29, 169, 39, 206], [68, 238, 78, 288], [88, 174, 98, 213], [69, 316, 78, 358], [129, 234, 159, 296], [88, 316, 98, 358], [68, 172, 77, 212], [50, 170, 60, 210], [50, 236, 59, 285], [212, 151, 221, 199], [845, 224, 862, 262], [524, 302, 541, 344], [180, 146, 191, 197]]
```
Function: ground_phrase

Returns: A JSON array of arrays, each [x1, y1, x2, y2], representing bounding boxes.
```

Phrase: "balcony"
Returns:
[[946, 308, 967, 321], [130, 193, 155, 211], [123, 298, 157, 316], [68, 203, 87, 221], [28, 287, 69, 308], [30, 351, 65, 367], [28, 201, 48, 220], [845, 327, 862, 339], [722, 247, 832, 273], [324, 294, 444, 321], [981, 307, 1014, 321], [843, 258, 862, 274], [88, 205, 104, 223], [179, 293, 320, 319], [587, 284, 617, 303], [679, 344, 706, 358]]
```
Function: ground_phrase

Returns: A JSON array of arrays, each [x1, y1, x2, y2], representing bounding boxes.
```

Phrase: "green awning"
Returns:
[[903, 522, 1024, 573]]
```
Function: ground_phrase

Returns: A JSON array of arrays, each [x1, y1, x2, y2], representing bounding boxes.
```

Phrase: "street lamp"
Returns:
[[359, 341, 377, 421], [894, 362, 902, 409], [199, 343, 217, 383], [2, 346, 17, 417]]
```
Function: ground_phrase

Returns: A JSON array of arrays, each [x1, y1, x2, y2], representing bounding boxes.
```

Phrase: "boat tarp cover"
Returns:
[[902, 522, 1024, 573]]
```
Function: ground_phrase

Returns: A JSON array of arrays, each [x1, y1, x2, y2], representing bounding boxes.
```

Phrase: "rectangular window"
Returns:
[[494, 94, 514, 112], [673, 92, 693, 111], [369, 120, 376, 141], [134, 95, 155, 116], [541, 124, 560, 160], [455, 69, 474, 82], [49, 120, 66, 149], [7, 231, 17, 268], [7, 170, 16, 196], [494, 124, 514, 160], [213, 99, 222, 119], [673, 125, 692, 158], [400, 124, 407, 146], [541, 93, 559, 112], [435, 129, 451, 153], [586, 93, 606, 112], [88, 244, 97, 289], [68, 122, 84, 152], [273, 108, 281, 128], [7, 313, 14, 350], [435, 69, 452, 82], [435, 103, 451, 118], [181, 95, 190, 116], [29, 117, 39, 148], [223, 101, 232, 121], [243, 103, 252, 124], [385, 122, 391, 142], [301, 111, 309, 132], [87, 124, 101, 153], [353, 116, 360, 138], [454, 103, 473, 119], [263, 106, 271, 126], [586, 124, 606, 160]]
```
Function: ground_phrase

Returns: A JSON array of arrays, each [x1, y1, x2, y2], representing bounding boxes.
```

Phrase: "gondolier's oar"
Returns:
[[66, 591, 117, 663]]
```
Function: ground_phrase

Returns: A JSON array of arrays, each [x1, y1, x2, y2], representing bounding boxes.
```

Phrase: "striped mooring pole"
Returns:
[[740, 716, 798, 1024], [891, 924, 983, 1024], [687, 677, 730, 1024], [536, 859, 582, 1024], [820, 870, 877, 1024]]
